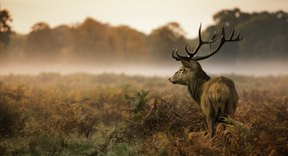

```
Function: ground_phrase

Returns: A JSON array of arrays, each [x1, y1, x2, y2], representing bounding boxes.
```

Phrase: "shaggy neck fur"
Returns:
[[187, 70, 211, 104]]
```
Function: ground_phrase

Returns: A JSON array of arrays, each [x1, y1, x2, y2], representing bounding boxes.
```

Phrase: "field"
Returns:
[[0, 73, 287, 155]]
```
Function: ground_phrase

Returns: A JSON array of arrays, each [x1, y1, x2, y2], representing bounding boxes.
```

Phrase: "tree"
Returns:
[[0, 7, 12, 50], [71, 18, 109, 61], [113, 25, 149, 62], [25, 22, 62, 61], [203, 8, 288, 62], [149, 22, 188, 62]]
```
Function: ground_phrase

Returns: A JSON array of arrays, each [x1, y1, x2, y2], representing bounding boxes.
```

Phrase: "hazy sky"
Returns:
[[2, 0, 288, 37]]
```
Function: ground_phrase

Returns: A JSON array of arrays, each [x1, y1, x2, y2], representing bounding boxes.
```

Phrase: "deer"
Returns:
[[168, 24, 243, 138]]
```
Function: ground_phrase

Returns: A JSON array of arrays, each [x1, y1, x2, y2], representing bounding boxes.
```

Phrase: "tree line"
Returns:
[[204, 8, 288, 63], [1, 8, 288, 64]]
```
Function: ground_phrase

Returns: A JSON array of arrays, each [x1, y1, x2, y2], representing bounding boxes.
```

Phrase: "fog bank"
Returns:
[[1, 61, 287, 77]]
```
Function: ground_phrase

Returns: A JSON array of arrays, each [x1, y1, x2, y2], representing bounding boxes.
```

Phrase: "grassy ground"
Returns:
[[0, 73, 287, 155]]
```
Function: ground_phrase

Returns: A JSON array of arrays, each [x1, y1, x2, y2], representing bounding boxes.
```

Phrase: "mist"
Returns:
[[1, 8, 288, 77], [1, 61, 287, 77]]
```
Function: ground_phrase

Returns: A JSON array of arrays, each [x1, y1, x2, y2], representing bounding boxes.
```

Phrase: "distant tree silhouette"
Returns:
[[0, 7, 12, 50], [2, 9, 288, 64], [149, 22, 187, 62], [70, 18, 149, 63], [25, 22, 62, 61], [204, 8, 288, 62]]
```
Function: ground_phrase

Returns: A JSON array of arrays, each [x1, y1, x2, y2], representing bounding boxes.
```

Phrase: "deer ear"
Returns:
[[181, 60, 192, 68]]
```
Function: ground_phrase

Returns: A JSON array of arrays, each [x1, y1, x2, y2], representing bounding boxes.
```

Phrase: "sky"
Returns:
[[1, 0, 288, 37]]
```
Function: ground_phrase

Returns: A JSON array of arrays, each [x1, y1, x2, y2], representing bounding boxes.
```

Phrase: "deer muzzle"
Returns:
[[168, 77, 176, 84]]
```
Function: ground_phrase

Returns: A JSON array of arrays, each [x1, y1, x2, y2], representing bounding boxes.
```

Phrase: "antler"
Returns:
[[172, 24, 243, 61]]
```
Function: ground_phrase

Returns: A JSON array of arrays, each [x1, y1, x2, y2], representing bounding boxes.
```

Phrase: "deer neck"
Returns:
[[187, 71, 210, 104]]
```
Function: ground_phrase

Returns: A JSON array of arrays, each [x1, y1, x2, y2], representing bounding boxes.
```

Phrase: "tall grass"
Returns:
[[0, 73, 287, 155]]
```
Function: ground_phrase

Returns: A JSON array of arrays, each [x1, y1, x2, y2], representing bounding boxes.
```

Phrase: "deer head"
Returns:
[[169, 24, 243, 86], [169, 60, 207, 85]]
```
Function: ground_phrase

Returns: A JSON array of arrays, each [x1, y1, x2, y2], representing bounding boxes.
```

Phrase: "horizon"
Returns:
[[2, 0, 288, 37], [1, 61, 287, 77]]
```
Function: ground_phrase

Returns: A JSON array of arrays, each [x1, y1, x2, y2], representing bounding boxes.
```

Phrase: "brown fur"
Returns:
[[169, 61, 238, 138]]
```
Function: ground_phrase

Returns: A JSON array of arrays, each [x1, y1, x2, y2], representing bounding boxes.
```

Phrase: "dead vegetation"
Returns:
[[0, 73, 287, 155]]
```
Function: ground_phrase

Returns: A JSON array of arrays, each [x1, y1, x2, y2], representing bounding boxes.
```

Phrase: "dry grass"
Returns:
[[0, 73, 287, 155]]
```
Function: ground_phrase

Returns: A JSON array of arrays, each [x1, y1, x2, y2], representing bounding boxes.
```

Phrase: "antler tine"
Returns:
[[172, 48, 181, 61], [211, 30, 218, 41], [184, 45, 191, 54], [198, 23, 203, 42], [234, 33, 243, 41], [190, 23, 215, 56], [229, 29, 235, 40], [238, 34, 243, 40], [191, 24, 203, 55], [226, 30, 243, 42], [172, 48, 190, 61], [172, 48, 180, 60], [185, 45, 195, 56], [221, 26, 226, 39]]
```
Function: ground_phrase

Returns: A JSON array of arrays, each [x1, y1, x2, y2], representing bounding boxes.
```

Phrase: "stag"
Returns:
[[168, 24, 243, 138]]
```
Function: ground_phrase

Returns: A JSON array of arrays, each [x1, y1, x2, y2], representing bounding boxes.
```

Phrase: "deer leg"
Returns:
[[206, 116, 216, 138]]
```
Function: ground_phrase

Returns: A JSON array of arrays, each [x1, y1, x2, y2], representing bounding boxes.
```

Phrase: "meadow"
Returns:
[[0, 73, 287, 155]]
